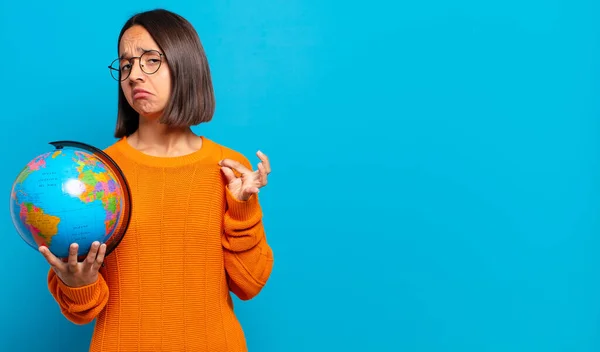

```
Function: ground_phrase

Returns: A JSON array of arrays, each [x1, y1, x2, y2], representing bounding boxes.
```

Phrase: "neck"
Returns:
[[127, 116, 203, 157]]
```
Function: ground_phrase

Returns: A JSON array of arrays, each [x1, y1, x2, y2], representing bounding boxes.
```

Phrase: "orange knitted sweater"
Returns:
[[46, 136, 274, 352]]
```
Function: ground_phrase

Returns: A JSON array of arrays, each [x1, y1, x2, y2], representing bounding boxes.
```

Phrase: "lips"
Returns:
[[132, 88, 151, 99]]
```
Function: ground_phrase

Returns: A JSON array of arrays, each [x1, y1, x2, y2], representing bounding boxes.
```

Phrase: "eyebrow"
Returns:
[[119, 47, 156, 59]]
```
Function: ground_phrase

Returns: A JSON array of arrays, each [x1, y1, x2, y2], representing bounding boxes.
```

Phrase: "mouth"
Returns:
[[132, 88, 151, 100]]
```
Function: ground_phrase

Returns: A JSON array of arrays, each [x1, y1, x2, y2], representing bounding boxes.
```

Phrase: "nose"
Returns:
[[128, 58, 145, 82]]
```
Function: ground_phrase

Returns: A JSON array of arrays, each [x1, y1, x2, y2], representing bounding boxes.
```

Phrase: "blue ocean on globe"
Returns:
[[9, 144, 129, 258]]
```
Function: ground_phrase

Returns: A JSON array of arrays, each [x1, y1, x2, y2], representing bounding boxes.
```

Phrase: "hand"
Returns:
[[39, 241, 106, 288], [219, 150, 271, 201]]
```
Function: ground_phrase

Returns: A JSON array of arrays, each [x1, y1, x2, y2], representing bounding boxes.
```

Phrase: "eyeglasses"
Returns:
[[108, 50, 164, 81]]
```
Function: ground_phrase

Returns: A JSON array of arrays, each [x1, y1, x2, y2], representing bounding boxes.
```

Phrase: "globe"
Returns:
[[9, 140, 131, 260]]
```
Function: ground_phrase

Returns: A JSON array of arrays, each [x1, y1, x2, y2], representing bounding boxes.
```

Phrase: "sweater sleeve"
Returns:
[[221, 158, 274, 301], [47, 268, 110, 325]]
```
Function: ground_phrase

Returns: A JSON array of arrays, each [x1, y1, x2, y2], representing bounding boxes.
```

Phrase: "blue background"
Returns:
[[1, 0, 599, 351]]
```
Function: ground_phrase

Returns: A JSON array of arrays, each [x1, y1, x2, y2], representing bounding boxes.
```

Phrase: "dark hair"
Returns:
[[113, 9, 215, 138]]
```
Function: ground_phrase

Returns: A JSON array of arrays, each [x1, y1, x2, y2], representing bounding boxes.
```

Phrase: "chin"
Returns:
[[132, 104, 162, 119]]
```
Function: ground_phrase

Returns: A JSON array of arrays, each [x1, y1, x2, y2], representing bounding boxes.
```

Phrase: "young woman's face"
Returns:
[[118, 25, 171, 120]]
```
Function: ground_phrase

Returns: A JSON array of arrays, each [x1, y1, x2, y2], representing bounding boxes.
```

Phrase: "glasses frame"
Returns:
[[108, 50, 164, 81]]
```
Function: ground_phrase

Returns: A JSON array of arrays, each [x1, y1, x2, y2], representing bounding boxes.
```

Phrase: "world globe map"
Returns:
[[9, 141, 131, 259]]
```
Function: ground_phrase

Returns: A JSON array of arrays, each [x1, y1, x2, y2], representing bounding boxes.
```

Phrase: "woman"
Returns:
[[38, 8, 274, 352]]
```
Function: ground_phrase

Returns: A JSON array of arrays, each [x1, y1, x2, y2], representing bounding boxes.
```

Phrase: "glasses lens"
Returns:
[[109, 59, 124, 81], [141, 51, 162, 74]]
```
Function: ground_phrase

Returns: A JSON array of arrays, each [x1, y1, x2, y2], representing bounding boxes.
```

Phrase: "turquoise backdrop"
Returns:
[[1, 0, 599, 351]]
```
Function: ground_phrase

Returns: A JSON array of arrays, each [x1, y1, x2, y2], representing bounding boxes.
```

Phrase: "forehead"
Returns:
[[119, 25, 159, 57]]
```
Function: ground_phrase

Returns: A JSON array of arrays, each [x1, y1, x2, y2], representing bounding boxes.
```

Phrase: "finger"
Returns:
[[39, 246, 65, 271], [92, 244, 107, 271], [220, 166, 237, 184], [242, 186, 260, 199], [67, 243, 79, 272], [219, 159, 252, 175], [257, 151, 271, 174], [83, 241, 100, 271], [257, 162, 268, 186]]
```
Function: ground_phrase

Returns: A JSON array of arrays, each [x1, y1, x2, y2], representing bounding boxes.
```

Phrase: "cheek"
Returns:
[[120, 82, 131, 96], [157, 69, 171, 96]]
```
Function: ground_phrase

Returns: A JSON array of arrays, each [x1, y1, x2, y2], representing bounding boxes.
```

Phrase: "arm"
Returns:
[[221, 153, 274, 301], [222, 188, 274, 300], [47, 268, 109, 325]]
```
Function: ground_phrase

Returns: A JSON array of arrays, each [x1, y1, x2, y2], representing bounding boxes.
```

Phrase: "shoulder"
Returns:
[[203, 137, 253, 169], [102, 140, 120, 154], [97, 139, 131, 168], [101, 139, 124, 158]]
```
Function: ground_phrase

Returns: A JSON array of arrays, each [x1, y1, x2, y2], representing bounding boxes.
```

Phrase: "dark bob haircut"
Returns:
[[113, 9, 215, 138]]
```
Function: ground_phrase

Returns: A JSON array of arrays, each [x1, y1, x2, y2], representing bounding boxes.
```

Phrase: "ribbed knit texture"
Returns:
[[46, 136, 274, 352]]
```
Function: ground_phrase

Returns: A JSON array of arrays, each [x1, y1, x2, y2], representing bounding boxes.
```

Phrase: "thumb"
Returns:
[[220, 167, 237, 184]]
